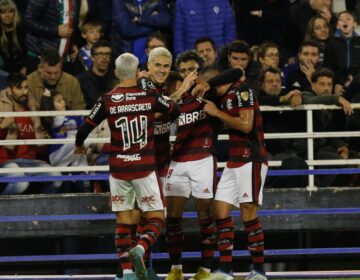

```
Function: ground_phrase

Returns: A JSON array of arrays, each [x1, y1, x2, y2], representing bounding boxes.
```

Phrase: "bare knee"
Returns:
[[240, 203, 258, 222], [195, 198, 213, 219]]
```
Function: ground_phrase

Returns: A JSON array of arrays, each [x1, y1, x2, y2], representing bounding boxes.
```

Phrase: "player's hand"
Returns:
[[138, 70, 149, 79], [181, 70, 198, 91], [154, 112, 163, 119], [74, 145, 87, 155], [191, 80, 210, 97], [202, 99, 219, 117]]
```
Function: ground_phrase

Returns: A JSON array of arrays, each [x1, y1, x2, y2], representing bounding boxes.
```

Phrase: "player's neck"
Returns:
[[118, 78, 137, 87]]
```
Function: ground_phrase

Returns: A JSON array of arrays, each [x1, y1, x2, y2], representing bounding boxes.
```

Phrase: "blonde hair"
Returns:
[[0, 0, 21, 55], [148, 47, 172, 63], [80, 21, 101, 34], [115, 53, 139, 82]]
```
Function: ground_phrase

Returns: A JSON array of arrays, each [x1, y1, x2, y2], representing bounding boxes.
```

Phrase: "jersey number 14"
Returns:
[[115, 115, 148, 151]]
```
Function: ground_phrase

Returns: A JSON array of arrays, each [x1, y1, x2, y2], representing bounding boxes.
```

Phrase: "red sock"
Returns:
[[166, 217, 183, 265], [216, 217, 234, 273], [138, 217, 164, 252], [115, 223, 132, 271], [244, 217, 265, 272], [137, 217, 151, 268], [136, 217, 147, 242], [199, 217, 216, 269], [131, 224, 138, 247]]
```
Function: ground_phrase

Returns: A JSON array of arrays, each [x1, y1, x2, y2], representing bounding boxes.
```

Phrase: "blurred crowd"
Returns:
[[1, 0, 360, 194]]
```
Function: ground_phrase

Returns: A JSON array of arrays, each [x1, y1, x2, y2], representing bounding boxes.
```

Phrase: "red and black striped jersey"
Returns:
[[221, 82, 267, 167], [84, 85, 180, 180], [172, 92, 217, 162], [138, 78, 172, 177]]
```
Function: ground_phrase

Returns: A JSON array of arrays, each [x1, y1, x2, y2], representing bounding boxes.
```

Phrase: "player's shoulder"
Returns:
[[138, 77, 157, 92], [232, 83, 255, 103]]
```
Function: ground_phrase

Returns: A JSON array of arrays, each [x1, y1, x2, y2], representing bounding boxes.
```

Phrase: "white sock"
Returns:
[[171, 264, 182, 270], [199, 267, 211, 273], [123, 269, 134, 274], [136, 244, 145, 255]]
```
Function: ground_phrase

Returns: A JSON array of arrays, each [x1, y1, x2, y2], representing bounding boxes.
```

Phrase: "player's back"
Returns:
[[101, 85, 179, 179]]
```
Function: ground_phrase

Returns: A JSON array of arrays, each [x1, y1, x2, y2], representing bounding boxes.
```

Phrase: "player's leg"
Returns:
[[129, 172, 166, 280], [164, 161, 192, 280], [189, 156, 218, 280], [110, 175, 137, 280], [238, 163, 268, 280]]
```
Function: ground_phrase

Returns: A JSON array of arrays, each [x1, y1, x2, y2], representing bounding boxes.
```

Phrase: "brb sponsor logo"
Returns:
[[141, 195, 155, 203], [154, 122, 171, 135], [177, 110, 206, 126], [111, 195, 125, 203]]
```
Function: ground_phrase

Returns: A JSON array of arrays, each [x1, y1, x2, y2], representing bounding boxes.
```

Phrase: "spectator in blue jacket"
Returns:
[[112, 0, 171, 64], [173, 0, 236, 56]]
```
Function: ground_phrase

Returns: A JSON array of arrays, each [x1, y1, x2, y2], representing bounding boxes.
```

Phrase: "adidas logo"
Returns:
[[203, 188, 210, 193], [242, 193, 249, 198]]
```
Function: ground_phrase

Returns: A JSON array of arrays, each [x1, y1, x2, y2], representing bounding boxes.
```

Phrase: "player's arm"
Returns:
[[191, 68, 244, 97], [155, 94, 180, 120], [75, 98, 106, 153], [202, 99, 254, 133], [170, 71, 198, 102]]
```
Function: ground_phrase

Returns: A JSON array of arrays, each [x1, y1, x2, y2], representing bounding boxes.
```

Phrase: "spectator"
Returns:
[[304, 15, 331, 65], [233, 0, 290, 51], [145, 32, 167, 58], [283, 40, 321, 91], [0, 0, 26, 74], [86, 119, 110, 193], [27, 48, 85, 110], [0, 73, 62, 195], [78, 21, 102, 72], [77, 40, 116, 109], [173, 0, 236, 56], [195, 37, 218, 68], [257, 67, 308, 188], [218, 40, 261, 93], [12, 0, 26, 19], [286, 0, 335, 58], [344, 73, 360, 152], [296, 68, 355, 187], [257, 42, 281, 69], [324, 10, 360, 94], [140, 31, 167, 70], [112, 0, 171, 64], [25, 0, 80, 73], [40, 89, 91, 192], [78, 0, 113, 40]]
